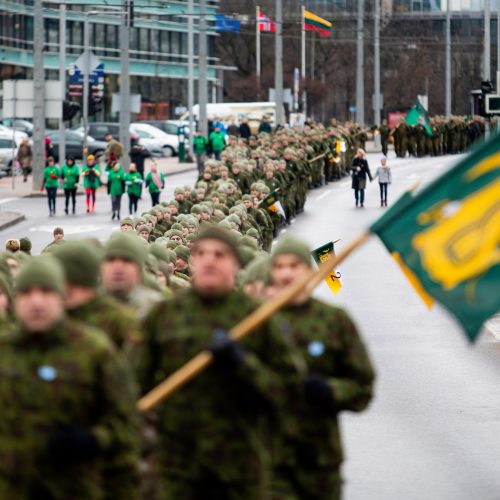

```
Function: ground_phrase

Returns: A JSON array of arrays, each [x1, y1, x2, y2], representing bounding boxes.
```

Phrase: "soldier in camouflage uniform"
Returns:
[[140, 226, 299, 499], [101, 233, 164, 319], [52, 240, 143, 357], [0, 256, 140, 499], [268, 237, 375, 500]]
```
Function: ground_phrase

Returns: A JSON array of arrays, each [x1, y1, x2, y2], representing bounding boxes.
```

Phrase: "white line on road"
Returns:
[[315, 189, 333, 201], [0, 197, 19, 205]]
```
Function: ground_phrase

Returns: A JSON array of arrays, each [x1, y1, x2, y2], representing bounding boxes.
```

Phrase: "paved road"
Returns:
[[1, 152, 499, 498], [279, 153, 500, 500], [0, 166, 197, 254]]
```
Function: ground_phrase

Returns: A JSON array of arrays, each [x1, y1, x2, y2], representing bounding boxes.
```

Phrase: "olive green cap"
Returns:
[[15, 256, 65, 296], [272, 235, 312, 267], [174, 245, 190, 262], [195, 225, 242, 266], [103, 233, 146, 267], [53, 240, 101, 288]]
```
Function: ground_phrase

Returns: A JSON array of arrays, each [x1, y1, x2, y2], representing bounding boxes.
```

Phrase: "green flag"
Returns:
[[370, 133, 500, 342], [406, 99, 433, 137], [261, 190, 286, 219], [311, 240, 343, 295]]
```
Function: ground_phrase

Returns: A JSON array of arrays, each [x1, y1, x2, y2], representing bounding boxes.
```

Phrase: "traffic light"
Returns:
[[88, 96, 103, 117], [62, 100, 80, 121]]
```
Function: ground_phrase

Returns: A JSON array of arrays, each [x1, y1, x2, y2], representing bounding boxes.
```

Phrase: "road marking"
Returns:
[[315, 189, 332, 201], [0, 197, 19, 205], [29, 224, 106, 235], [340, 181, 350, 187]]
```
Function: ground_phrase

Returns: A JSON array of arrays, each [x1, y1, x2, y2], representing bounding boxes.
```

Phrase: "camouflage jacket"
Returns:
[[0, 319, 140, 499], [140, 288, 300, 490], [275, 298, 375, 468]]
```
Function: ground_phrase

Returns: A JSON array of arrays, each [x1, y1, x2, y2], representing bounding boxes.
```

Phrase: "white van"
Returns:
[[0, 134, 20, 175], [181, 102, 278, 133]]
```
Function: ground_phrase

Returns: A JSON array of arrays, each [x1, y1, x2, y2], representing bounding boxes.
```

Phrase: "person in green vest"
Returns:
[[209, 126, 225, 160], [125, 162, 143, 215], [193, 129, 208, 173], [107, 160, 125, 221], [145, 161, 164, 206], [81, 155, 101, 213], [42, 156, 61, 217], [61, 156, 80, 215]]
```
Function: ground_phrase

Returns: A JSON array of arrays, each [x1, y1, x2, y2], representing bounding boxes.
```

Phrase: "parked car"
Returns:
[[138, 120, 180, 136], [72, 122, 163, 158], [131, 122, 179, 157], [45, 130, 107, 162], [0, 118, 33, 136], [0, 134, 19, 175]]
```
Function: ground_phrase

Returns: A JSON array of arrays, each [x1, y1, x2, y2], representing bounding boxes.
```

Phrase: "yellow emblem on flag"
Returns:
[[412, 179, 500, 291], [312, 241, 342, 295]]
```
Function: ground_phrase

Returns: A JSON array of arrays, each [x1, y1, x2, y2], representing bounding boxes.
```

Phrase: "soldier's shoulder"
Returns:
[[65, 319, 115, 355]]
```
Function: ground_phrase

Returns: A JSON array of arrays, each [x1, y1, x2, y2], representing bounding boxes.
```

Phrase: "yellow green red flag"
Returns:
[[304, 9, 332, 37]]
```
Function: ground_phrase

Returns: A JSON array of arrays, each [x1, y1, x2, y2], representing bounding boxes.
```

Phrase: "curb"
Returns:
[[0, 212, 26, 231]]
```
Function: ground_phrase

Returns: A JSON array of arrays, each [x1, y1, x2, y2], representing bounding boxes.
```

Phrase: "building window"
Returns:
[[45, 18, 59, 49]]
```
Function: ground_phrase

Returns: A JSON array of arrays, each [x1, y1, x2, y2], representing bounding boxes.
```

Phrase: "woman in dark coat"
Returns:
[[350, 148, 373, 207]]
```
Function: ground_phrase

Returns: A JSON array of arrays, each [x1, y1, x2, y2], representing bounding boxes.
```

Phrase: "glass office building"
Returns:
[[0, 0, 226, 119]]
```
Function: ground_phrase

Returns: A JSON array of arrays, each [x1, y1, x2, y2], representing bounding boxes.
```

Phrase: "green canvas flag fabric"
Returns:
[[406, 99, 433, 136], [370, 133, 500, 341]]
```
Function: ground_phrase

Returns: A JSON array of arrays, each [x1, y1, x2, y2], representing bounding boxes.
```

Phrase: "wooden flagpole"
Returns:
[[308, 153, 325, 163], [137, 231, 371, 413]]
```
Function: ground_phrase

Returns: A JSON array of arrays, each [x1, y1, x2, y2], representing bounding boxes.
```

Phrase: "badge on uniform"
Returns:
[[307, 341, 325, 357], [38, 365, 57, 381]]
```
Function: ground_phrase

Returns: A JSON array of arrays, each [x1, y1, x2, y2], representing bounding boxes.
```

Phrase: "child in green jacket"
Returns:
[[125, 162, 143, 215], [61, 156, 80, 214], [107, 161, 125, 220], [42, 156, 61, 217]]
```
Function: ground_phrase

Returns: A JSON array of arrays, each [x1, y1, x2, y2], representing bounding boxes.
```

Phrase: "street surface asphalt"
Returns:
[[1, 152, 499, 499]]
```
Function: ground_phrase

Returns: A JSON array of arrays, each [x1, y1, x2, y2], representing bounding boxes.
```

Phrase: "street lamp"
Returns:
[[82, 10, 99, 156]]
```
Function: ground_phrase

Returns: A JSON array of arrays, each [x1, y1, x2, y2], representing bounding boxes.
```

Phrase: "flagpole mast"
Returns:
[[301, 4, 307, 118], [275, 0, 284, 126], [356, 0, 365, 127], [256, 5, 261, 99]]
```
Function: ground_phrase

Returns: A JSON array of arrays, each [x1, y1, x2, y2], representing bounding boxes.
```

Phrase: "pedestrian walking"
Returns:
[[193, 129, 208, 173], [208, 126, 225, 160], [104, 134, 124, 170], [125, 162, 143, 215], [350, 148, 372, 208], [145, 161, 164, 206], [374, 155, 392, 207], [129, 136, 150, 179], [16, 137, 32, 182], [61, 156, 79, 215], [239, 117, 251, 142], [42, 156, 60, 217], [107, 160, 125, 220], [81, 154, 101, 213]]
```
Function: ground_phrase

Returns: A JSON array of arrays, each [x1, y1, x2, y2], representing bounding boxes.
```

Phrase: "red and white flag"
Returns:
[[258, 9, 276, 32]]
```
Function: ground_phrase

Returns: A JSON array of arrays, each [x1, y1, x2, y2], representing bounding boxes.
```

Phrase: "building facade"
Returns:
[[0, 0, 226, 121]]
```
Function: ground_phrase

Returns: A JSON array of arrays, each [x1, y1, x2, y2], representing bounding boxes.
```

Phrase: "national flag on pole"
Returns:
[[215, 14, 241, 33], [311, 240, 343, 295], [258, 9, 276, 32], [406, 98, 433, 136], [370, 132, 500, 342], [303, 9, 332, 37], [262, 191, 287, 220]]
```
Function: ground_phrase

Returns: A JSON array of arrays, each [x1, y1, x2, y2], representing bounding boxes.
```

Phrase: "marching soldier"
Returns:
[[268, 236, 375, 500], [140, 226, 299, 499], [0, 256, 140, 499]]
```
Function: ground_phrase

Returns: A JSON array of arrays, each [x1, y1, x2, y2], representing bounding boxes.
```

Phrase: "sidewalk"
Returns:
[[0, 156, 196, 200]]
